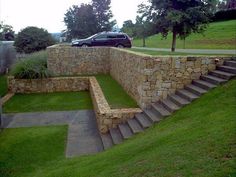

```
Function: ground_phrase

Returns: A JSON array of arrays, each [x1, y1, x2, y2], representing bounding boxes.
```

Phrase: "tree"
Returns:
[[92, 0, 116, 32], [121, 20, 136, 37], [14, 27, 55, 54], [150, 0, 214, 51], [64, 4, 98, 40], [0, 22, 15, 41]]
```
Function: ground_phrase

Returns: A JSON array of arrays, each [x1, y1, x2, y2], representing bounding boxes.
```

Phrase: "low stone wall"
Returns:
[[89, 77, 142, 133], [110, 48, 230, 107], [7, 76, 89, 93], [47, 45, 110, 76]]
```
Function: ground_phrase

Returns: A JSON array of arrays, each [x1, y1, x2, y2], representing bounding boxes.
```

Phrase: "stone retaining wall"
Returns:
[[89, 77, 142, 133], [7, 76, 89, 93], [47, 45, 110, 76]]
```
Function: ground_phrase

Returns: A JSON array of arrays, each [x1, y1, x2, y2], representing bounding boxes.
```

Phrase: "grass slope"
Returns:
[[3, 91, 93, 113], [0, 75, 7, 97], [95, 75, 138, 108], [133, 20, 236, 49], [0, 80, 235, 177]]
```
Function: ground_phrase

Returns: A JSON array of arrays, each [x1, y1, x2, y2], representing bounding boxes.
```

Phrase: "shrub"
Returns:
[[212, 9, 236, 21], [11, 51, 51, 79], [14, 26, 55, 54]]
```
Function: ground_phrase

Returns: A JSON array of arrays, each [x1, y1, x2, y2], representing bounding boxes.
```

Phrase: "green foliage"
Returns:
[[95, 75, 138, 109], [0, 80, 235, 177], [3, 91, 93, 113], [150, 0, 214, 51], [0, 75, 7, 97], [10, 51, 51, 79], [64, 0, 115, 40], [0, 22, 15, 41], [14, 27, 55, 54]]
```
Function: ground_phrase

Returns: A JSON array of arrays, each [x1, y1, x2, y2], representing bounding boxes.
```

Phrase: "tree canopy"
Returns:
[[0, 22, 15, 41], [149, 0, 214, 51], [14, 27, 55, 54], [64, 0, 115, 40]]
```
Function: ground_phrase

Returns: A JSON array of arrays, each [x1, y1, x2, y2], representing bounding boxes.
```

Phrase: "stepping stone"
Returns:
[[210, 70, 235, 80], [100, 133, 113, 150], [217, 65, 236, 74], [176, 89, 199, 102], [168, 94, 190, 107], [110, 128, 123, 145], [161, 99, 180, 113], [151, 103, 171, 117], [201, 75, 227, 85], [127, 118, 143, 134], [192, 79, 217, 90], [135, 113, 152, 129], [185, 84, 207, 96], [118, 123, 133, 139], [224, 60, 236, 67]]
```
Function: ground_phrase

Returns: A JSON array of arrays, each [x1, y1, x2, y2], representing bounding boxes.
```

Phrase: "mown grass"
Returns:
[[0, 75, 7, 97], [133, 20, 236, 49], [3, 91, 93, 113], [128, 48, 236, 56], [95, 75, 138, 109], [0, 79, 235, 177]]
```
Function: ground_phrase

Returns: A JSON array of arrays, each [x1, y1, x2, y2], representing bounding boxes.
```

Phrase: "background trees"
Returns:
[[0, 22, 15, 41], [14, 27, 55, 54], [64, 0, 115, 40]]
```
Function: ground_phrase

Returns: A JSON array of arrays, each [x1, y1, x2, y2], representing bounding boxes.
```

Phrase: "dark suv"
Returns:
[[71, 32, 132, 48]]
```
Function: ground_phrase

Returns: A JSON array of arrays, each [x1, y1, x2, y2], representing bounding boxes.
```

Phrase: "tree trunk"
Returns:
[[171, 31, 177, 52], [142, 37, 146, 47]]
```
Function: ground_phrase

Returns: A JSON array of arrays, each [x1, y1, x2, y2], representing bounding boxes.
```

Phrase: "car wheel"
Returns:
[[81, 44, 89, 48], [117, 44, 124, 48]]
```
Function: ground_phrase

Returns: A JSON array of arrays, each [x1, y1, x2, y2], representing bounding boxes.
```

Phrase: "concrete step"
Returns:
[[100, 133, 113, 150], [217, 65, 236, 74], [192, 79, 217, 90], [135, 113, 153, 129], [161, 99, 180, 113], [144, 109, 163, 123], [176, 89, 199, 102], [152, 103, 171, 117], [185, 84, 207, 96], [224, 60, 236, 68], [201, 75, 227, 85], [209, 70, 235, 80], [118, 123, 133, 139], [110, 128, 123, 145], [168, 94, 190, 107], [127, 118, 144, 134]]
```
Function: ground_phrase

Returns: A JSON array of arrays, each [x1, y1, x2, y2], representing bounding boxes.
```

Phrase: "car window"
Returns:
[[95, 34, 107, 40], [107, 35, 116, 39], [116, 35, 126, 39]]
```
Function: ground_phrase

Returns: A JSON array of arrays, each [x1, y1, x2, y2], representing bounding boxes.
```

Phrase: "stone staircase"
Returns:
[[100, 60, 236, 150]]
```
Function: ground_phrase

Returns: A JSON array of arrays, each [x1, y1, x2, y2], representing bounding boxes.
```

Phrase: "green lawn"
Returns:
[[95, 75, 138, 109], [0, 75, 7, 97], [0, 79, 235, 177], [133, 20, 236, 49], [3, 91, 93, 113], [128, 48, 236, 56], [0, 126, 68, 177]]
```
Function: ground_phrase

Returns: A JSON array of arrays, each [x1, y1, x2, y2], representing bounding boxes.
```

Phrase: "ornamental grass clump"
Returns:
[[11, 51, 51, 79]]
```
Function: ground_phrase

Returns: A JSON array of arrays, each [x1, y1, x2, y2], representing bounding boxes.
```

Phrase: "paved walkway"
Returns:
[[1, 110, 104, 158], [133, 47, 236, 55]]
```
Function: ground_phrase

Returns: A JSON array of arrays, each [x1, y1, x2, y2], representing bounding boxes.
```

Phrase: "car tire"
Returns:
[[81, 44, 89, 48], [117, 44, 124, 48]]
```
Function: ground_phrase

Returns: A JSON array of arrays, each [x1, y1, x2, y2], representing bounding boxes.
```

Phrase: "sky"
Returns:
[[0, 0, 147, 33]]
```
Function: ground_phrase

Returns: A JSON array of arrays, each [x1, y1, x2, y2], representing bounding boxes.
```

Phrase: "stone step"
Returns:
[[217, 65, 236, 74], [100, 133, 113, 150], [168, 94, 190, 107], [185, 84, 207, 96], [192, 79, 217, 90], [224, 60, 236, 68], [118, 123, 133, 139], [127, 118, 144, 134], [176, 89, 199, 102], [161, 99, 180, 113], [110, 128, 123, 145], [144, 109, 163, 123], [209, 70, 235, 80], [151, 103, 171, 117], [201, 75, 227, 85], [136, 113, 153, 128]]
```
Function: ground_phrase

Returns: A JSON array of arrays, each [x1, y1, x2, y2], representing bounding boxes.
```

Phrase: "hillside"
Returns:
[[133, 20, 236, 49], [0, 79, 235, 177]]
